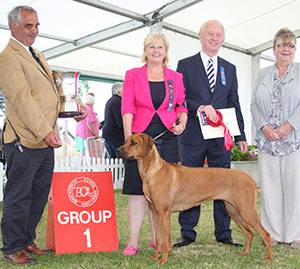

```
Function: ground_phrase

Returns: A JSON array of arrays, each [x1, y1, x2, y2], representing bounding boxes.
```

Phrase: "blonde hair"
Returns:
[[199, 19, 225, 40], [273, 27, 296, 47], [142, 33, 169, 66]]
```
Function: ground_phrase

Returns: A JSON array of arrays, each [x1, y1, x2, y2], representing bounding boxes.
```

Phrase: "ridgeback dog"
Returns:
[[117, 133, 273, 264]]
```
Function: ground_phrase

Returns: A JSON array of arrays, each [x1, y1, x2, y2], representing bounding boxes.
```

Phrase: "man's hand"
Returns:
[[44, 131, 62, 148], [198, 105, 216, 120], [74, 106, 87, 122], [237, 141, 248, 154]]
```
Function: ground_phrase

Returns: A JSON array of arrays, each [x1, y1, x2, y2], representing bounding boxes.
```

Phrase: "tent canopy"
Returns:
[[1, 0, 300, 143], [1, 0, 300, 79]]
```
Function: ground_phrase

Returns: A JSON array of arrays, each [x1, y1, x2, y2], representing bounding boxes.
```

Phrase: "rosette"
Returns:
[[206, 110, 234, 151]]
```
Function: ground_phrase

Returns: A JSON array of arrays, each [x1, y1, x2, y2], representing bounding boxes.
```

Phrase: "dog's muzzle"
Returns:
[[116, 147, 124, 158], [116, 147, 136, 161]]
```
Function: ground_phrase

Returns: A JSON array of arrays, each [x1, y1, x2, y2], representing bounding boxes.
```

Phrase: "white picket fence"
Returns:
[[54, 156, 125, 189], [0, 157, 125, 202]]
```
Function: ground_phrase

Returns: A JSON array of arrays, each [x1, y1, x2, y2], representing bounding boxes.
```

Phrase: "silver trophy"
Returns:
[[53, 72, 83, 118]]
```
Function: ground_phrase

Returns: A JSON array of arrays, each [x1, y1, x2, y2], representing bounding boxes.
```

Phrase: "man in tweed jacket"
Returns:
[[0, 6, 85, 265]]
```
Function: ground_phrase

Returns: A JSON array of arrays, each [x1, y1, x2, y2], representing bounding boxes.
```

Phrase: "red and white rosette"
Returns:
[[206, 110, 234, 151]]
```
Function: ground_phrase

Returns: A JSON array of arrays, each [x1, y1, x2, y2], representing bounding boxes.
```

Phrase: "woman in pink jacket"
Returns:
[[121, 33, 188, 255]]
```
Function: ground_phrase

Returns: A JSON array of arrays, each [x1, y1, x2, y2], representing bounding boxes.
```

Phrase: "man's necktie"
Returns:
[[207, 58, 215, 93], [29, 46, 46, 71]]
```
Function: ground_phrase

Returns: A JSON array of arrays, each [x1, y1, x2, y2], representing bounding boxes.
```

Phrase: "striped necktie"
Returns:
[[29, 46, 46, 72], [207, 58, 215, 93]]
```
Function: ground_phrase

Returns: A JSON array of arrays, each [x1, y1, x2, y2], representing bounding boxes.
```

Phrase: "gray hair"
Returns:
[[199, 19, 225, 40], [111, 82, 123, 95], [273, 27, 296, 47], [84, 92, 95, 105], [8, 6, 37, 29]]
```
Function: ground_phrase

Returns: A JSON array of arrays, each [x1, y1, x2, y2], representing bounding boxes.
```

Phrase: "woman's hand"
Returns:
[[262, 125, 280, 141], [275, 122, 294, 141], [172, 122, 185, 135], [173, 113, 187, 135]]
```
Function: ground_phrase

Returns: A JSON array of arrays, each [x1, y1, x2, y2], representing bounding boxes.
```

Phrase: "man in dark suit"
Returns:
[[174, 20, 248, 248], [102, 82, 124, 158]]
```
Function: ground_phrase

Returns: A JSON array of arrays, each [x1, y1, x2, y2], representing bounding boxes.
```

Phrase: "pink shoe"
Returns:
[[123, 245, 139, 255], [150, 241, 156, 248], [150, 241, 164, 250]]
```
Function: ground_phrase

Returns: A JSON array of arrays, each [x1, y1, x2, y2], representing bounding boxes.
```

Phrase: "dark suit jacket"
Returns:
[[102, 95, 124, 141], [177, 52, 246, 146]]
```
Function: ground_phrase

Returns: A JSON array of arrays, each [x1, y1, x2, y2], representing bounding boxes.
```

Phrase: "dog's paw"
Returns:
[[264, 256, 273, 262], [151, 253, 160, 260], [157, 257, 168, 264], [238, 250, 248, 256]]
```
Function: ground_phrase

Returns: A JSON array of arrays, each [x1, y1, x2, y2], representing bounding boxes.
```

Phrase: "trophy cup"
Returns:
[[53, 71, 84, 118]]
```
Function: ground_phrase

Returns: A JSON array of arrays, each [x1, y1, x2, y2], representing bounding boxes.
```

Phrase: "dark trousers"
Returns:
[[104, 139, 124, 159], [1, 142, 54, 255], [178, 140, 232, 241]]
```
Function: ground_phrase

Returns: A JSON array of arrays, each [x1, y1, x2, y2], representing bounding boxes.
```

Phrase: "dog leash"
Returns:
[[153, 118, 179, 141], [153, 129, 169, 141]]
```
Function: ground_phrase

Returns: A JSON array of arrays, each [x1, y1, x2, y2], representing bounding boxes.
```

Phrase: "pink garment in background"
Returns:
[[75, 104, 100, 138]]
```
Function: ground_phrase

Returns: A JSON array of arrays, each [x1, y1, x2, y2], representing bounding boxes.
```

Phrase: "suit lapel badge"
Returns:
[[220, 67, 226, 86]]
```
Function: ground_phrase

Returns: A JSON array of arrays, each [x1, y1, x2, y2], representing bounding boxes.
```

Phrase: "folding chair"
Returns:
[[85, 137, 109, 161]]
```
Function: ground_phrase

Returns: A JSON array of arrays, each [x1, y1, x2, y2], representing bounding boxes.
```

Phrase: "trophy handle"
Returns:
[[53, 72, 63, 96], [72, 96, 84, 109]]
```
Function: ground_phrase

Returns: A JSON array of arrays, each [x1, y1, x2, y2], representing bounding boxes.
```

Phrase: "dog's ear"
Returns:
[[147, 134, 154, 148], [140, 133, 153, 152]]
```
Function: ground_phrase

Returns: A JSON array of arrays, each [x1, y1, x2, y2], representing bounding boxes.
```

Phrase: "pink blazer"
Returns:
[[121, 64, 188, 133]]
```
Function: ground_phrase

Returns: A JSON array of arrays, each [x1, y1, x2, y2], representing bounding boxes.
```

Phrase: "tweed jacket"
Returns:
[[0, 38, 60, 149], [251, 63, 300, 144]]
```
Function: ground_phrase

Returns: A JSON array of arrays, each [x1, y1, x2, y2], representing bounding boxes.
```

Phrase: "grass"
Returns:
[[0, 189, 299, 268]]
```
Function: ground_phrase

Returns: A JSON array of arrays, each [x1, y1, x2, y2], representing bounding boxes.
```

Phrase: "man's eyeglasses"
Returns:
[[276, 43, 296, 48]]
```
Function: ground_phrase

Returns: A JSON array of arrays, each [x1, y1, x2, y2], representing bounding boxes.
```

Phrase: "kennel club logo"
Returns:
[[67, 177, 99, 207]]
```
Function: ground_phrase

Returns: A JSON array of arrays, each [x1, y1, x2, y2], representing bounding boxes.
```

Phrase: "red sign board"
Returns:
[[47, 172, 119, 254]]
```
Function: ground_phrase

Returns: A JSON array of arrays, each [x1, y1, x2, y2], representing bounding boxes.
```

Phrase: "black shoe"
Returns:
[[173, 236, 195, 248], [218, 238, 243, 247]]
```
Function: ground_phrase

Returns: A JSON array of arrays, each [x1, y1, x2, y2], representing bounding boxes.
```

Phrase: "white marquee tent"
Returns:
[[1, 0, 300, 143]]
